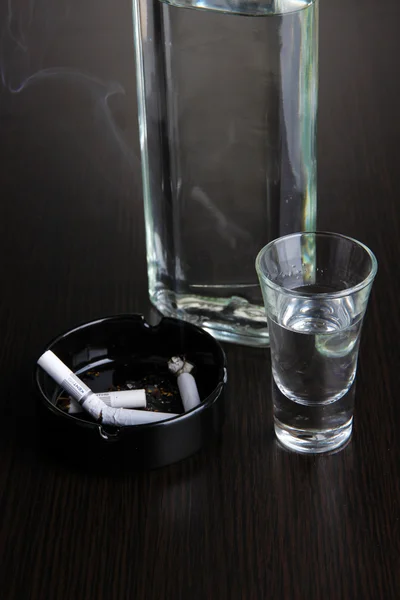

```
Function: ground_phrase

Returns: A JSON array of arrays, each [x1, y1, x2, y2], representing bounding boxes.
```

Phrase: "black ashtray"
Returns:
[[35, 315, 226, 469]]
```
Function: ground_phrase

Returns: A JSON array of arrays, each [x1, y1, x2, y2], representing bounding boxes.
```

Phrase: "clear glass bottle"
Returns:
[[133, 0, 318, 346]]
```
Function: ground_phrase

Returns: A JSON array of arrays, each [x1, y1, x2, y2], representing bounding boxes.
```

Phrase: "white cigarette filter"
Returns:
[[38, 350, 92, 403], [168, 356, 201, 411], [97, 390, 146, 409], [176, 372, 201, 412], [38, 350, 178, 426]]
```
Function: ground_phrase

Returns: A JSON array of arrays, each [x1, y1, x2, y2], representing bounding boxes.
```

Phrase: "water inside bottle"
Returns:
[[135, 0, 318, 345]]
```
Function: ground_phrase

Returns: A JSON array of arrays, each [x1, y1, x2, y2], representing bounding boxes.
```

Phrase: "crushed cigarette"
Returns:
[[168, 356, 201, 411]]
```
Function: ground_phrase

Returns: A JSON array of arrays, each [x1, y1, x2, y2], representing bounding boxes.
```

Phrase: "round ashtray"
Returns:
[[35, 314, 226, 469]]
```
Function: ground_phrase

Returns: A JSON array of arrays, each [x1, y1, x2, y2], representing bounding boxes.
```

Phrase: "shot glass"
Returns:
[[256, 232, 377, 454]]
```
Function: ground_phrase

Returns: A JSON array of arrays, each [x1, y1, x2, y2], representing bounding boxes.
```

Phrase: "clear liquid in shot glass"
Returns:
[[268, 285, 363, 405]]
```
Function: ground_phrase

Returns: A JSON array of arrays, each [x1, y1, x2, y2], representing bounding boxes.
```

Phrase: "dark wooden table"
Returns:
[[1, 0, 399, 598]]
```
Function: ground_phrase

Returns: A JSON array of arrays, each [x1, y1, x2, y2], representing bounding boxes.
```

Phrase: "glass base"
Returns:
[[151, 289, 269, 347], [274, 416, 353, 454]]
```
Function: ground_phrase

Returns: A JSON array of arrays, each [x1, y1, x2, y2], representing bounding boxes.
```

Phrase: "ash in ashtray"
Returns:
[[124, 375, 182, 413]]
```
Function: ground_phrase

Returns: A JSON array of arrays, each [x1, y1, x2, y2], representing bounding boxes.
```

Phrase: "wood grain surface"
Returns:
[[0, 0, 399, 598]]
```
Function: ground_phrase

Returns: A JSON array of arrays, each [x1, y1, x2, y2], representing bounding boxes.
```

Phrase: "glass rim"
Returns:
[[255, 231, 378, 300]]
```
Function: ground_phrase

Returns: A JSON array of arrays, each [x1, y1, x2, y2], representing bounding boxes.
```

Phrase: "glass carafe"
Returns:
[[133, 0, 318, 346]]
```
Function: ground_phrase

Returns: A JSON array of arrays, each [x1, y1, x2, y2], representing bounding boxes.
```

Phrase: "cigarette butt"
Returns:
[[177, 372, 201, 411], [168, 356, 201, 411], [97, 389, 147, 409]]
